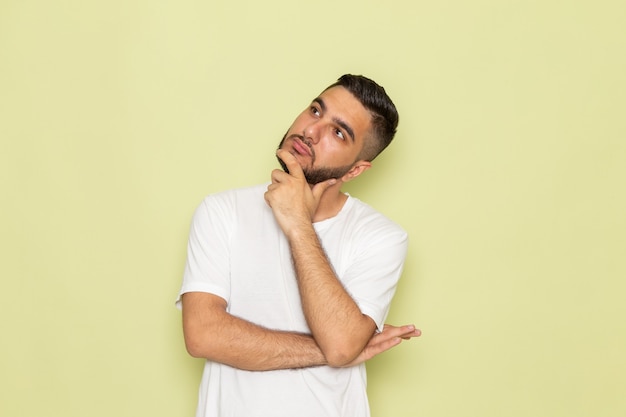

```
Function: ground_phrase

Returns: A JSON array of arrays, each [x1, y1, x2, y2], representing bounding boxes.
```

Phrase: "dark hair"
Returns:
[[326, 74, 399, 162]]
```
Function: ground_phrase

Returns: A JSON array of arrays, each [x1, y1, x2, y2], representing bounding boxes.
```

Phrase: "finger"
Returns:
[[263, 190, 271, 207], [399, 327, 421, 338], [311, 178, 337, 200], [276, 149, 305, 179], [399, 330, 421, 340], [381, 324, 415, 336], [380, 324, 421, 340], [401, 330, 421, 340], [270, 168, 289, 184], [369, 335, 403, 352]]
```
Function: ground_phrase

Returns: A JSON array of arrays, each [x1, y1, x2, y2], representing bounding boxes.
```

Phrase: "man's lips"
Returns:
[[292, 137, 312, 156]]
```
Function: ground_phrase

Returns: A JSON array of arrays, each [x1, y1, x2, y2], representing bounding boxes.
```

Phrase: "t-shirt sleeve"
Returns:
[[343, 224, 408, 332], [175, 195, 233, 310]]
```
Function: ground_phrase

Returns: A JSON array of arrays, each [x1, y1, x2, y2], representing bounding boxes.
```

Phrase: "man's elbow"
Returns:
[[183, 326, 219, 359], [184, 333, 207, 358], [320, 318, 375, 367], [322, 343, 361, 367]]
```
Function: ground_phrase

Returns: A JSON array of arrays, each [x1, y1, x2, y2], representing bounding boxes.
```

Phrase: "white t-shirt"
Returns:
[[177, 184, 408, 417]]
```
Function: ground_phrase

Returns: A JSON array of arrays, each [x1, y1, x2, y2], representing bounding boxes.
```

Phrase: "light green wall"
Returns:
[[1, 1, 625, 416]]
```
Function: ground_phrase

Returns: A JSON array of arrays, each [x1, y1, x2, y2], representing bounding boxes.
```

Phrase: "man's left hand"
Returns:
[[264, 149, 336, 233]]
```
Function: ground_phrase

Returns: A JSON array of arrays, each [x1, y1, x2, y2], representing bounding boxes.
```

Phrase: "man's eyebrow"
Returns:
[[335, 119, 355, 142], [313, 97, 355, 143], [313, 97, 326, 112]]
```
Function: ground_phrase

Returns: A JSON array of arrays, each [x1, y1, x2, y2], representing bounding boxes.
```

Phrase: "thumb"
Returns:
[[311, 178, 337, 200]]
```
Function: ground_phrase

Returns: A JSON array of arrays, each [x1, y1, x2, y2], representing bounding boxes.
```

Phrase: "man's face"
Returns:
[[278, 86, 372, 184]]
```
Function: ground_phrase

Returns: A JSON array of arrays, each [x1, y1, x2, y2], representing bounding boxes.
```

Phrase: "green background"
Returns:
[[2, 1, 625, 416]]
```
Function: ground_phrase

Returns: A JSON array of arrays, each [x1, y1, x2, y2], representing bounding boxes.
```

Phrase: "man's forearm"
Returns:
[[286, 224, 377, 366], [182, 292, 327, 371]]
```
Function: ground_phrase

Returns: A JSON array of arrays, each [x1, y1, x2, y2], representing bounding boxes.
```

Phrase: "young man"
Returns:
[[177, 74, 420, 417]]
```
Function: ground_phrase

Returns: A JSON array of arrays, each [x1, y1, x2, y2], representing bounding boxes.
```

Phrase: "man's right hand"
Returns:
[[341, 324, 421, 368]]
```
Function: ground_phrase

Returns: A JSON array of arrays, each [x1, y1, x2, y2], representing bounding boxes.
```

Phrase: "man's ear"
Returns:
[[341, 161, 372, 182]]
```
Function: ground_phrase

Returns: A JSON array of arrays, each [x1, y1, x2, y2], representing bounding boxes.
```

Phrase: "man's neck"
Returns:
[[312, 187, 348, 223]]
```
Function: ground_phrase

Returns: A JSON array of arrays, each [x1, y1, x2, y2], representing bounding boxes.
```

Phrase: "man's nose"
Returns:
[[304, 121, 321, 144]]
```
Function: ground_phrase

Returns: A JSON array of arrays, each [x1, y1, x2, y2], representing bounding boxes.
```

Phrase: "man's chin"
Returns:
[[276, 151, 310, 175]]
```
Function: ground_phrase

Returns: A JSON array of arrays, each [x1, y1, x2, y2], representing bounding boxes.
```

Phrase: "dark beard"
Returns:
[[277, 133, 353, 185], [278, 157, 353, 184]]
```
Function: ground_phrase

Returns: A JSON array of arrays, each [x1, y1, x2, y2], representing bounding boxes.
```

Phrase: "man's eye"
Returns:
[[311, 106, 320, 116], [335, 129, 345, 140]]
